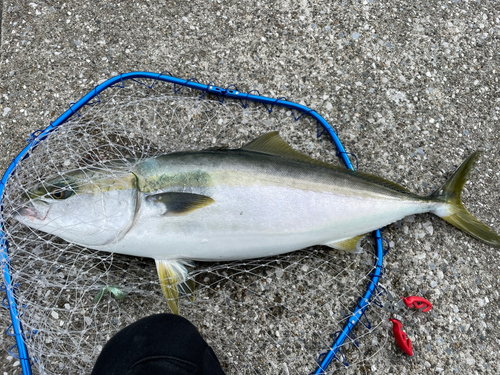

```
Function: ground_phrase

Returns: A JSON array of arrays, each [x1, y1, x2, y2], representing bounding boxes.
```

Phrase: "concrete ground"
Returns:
[[1, 0, 499, 374]]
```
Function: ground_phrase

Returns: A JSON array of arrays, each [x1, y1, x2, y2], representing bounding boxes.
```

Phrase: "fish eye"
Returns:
[[50, 187, 74, 200]]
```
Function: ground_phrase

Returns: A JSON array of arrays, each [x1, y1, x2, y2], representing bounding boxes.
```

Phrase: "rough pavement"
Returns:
[[1, 1, 499, 374]]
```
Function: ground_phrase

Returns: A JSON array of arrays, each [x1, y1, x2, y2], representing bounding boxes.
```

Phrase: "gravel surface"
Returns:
[[1, 0, 499, 374]]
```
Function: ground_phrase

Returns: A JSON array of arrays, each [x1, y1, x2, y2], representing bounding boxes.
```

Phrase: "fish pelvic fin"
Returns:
[[325, 233, 367, 253], [155, 259, 196, 314], [430, 151, 500, 248]]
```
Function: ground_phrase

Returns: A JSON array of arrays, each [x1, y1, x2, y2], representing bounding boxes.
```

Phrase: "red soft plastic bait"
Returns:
[[403, 296, 433, 312], [389, 317, 413, 356]]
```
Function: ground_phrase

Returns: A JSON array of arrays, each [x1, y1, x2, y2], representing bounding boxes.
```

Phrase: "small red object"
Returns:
[[403, 296, 433, 312], [389, 318, 413, 356]]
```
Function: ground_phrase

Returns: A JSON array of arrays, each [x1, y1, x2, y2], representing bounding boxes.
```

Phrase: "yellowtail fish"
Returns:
[[14, 132, 500, 314]]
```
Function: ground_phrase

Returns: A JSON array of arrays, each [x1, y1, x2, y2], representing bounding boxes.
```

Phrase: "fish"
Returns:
[[14, 132, 500, 314]]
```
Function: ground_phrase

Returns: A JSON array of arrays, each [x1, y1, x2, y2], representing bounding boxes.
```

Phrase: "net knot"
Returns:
[[26, 130, 44, 144]]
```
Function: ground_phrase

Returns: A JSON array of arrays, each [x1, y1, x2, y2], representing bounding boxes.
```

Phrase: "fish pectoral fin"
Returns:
[[155, 259, 196, 314], [146, 192, 214, 216], [325, 234, 367, 253]]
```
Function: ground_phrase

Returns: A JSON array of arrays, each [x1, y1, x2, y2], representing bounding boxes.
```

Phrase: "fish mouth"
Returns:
[[14, 204, 50, 223]]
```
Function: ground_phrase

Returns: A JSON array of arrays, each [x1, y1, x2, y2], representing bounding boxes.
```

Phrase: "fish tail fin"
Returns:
[[155, 259, 196, 314], [430, 151, 500, 248]]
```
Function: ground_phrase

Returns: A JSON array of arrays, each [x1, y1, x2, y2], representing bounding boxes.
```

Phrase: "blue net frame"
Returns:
[[0, 72, 386, 375]]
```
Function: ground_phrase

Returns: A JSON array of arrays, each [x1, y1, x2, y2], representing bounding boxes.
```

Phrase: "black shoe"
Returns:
[[91, 314, 225, 375]]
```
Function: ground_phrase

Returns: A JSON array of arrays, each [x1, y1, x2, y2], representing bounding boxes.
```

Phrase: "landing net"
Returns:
[[1, 74, 390, 374]]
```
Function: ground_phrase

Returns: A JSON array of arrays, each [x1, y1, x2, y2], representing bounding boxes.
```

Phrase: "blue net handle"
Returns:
[[0, 72, 384, 375]]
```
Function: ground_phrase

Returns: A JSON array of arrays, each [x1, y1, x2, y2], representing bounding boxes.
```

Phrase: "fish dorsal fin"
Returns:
[[240, 132, 327, 165], [203, 146, 229, 151], [326, 233, 367, 253], [242, 132, 411, 194]]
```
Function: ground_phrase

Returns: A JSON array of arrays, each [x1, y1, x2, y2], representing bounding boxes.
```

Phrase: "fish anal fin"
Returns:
[[155, 259, 196, 314], [325, 234, 367, 253], [147, 192, 214, 216]]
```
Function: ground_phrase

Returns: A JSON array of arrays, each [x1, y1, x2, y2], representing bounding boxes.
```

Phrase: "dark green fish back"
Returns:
[[240, 132, 412, 195]]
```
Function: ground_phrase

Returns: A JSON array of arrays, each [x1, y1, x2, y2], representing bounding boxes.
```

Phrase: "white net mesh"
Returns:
[[1, 79, 391, 374]]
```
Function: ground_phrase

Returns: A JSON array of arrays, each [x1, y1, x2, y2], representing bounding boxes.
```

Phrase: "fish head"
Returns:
[[14, 167, 139, 247]]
